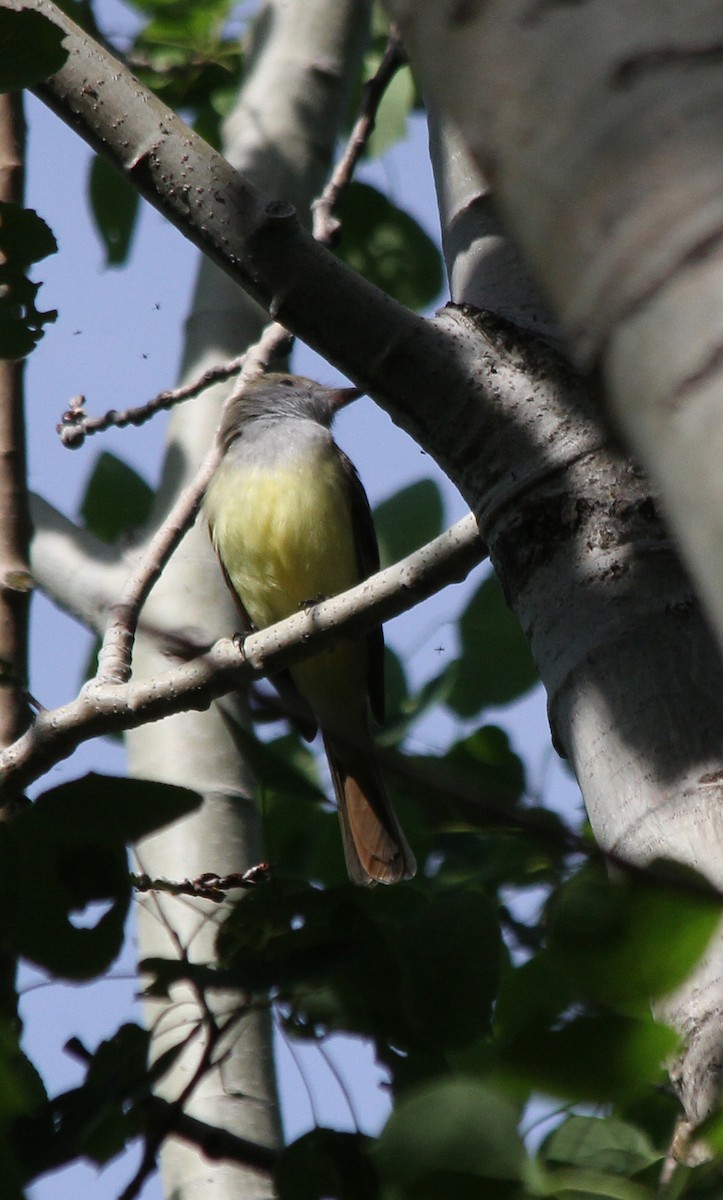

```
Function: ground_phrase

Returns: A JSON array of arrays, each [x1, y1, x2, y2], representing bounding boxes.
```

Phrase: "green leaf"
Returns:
[[80, 452, 153, 543], [374, 479, 444, 567], [219, 880, 499, 1062], [396, 888, 501, 1050], [0, 774, 199, 978], [88, 157, 140, 267], [336, 183, 443, 311], [542, 1115, 660, 1176], [125, 0, 232, 34], [547, 862, 721, 1015], [131, 26, 242, 151], [495, 950, 576, 1043], [375, 1078, 525, 1198], [0, 202, 57, 359], [534, 1164, 656, 1200], [0, 1022, 46, 1125], [367, 65, 416, 159], [409, 727, 526, 824], [0, 10, 68, 90], [249, 731, 347, 885], [447, 571, 538, 715], [447, 727, 526, 801], [275, 1129, 378, 1200], [381, 662, 458, 747], [500, 1008, 677, 1105]]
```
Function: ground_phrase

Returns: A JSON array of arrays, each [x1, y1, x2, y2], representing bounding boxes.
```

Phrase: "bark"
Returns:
[[0, 91, 31, 1033], [385, 0, 723, 682], [14, 512, 483, 794], [0, 92, 31, 760], [424, 103, 723, 1127]]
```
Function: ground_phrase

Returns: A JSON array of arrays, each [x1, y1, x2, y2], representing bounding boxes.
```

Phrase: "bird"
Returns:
[[204, 373, 416, 885]]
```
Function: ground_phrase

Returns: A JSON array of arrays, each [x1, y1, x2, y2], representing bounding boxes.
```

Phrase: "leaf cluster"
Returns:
[[5, 6, 723, 1200], [0, 775, 199, 1197]]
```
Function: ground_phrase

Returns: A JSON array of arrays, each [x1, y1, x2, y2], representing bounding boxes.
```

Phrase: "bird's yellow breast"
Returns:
[[205, 443, 367, 714], [207, 450, 359, 626]]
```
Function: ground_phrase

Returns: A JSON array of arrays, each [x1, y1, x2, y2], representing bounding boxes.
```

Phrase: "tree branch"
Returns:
[[1, 513, 485, 792], [0, 93, 32, 758], [95, 442, 221, 685], [56, 354, 247, 448], [312, 25, 406, 242], [17, 0, 493, 474]]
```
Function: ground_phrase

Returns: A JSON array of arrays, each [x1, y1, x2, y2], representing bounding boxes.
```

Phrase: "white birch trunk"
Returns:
[[420, 80, 723, 1127], [386, 0, 723, 674], [125, 5, 371, 1198]]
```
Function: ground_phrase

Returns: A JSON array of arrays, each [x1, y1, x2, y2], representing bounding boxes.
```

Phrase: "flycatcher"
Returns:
[[204, 373, 416, 885]]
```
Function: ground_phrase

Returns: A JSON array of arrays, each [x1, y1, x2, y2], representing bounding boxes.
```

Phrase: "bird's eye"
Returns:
[[279, 377, 294, 387]]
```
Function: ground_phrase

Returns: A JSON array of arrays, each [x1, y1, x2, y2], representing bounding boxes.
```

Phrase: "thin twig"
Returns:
[[57, 355, 247, 448], [317, 1038, 363, 1132], [233, 321, 293, 384], [313, 27, 406, 243], [95, 440, 222, 684], [119, 1008, 259, 1200], [120, 868, 261, 1200], [131, 863, 271, 902], [145, 1096, 278, 1172]]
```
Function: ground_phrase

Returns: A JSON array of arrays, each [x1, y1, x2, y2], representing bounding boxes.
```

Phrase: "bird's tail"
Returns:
[[322, 731, 416, 885]]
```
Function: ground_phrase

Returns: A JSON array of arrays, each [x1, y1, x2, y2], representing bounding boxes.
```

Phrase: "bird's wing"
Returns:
[[338, 448, 385, 725]]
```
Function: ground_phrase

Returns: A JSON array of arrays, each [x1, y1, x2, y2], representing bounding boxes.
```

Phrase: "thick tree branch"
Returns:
[[15, 0, 498, 485], [386, 0, 723, 664]]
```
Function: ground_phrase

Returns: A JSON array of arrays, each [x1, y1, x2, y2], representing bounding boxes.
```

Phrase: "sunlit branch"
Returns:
[[1, 513, 486, 790], [312, 25, 406, 242]]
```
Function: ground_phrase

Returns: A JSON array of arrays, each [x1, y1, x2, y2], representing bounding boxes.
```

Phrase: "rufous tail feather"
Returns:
[[323, 733, 416, 885]]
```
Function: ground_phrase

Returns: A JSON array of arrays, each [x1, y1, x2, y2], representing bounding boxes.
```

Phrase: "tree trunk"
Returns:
[[421, 62, 723, 1129], [126, 5, 371, 1198]]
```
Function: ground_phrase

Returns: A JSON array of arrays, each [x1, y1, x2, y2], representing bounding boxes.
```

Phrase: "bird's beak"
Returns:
[[330, 386, 363, 411]]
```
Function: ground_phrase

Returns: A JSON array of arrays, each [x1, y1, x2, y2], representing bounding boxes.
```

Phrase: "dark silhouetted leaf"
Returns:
[[276, 1129, 378, 1200], [0, 774, 199, 978], [0, 11, 68, 90], [80, 452, 153, 543], [447, 571, 538, 715], [89, 156, 140, 266], [500, 1008, 677, 1104], [219, 879, 500, 1066], [337, 183, 442, 311], [15, 1024, 152, 1180], [375, 479, 444, 567], [397, 888, 501, 1050], [0, 202, 57, 358]]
